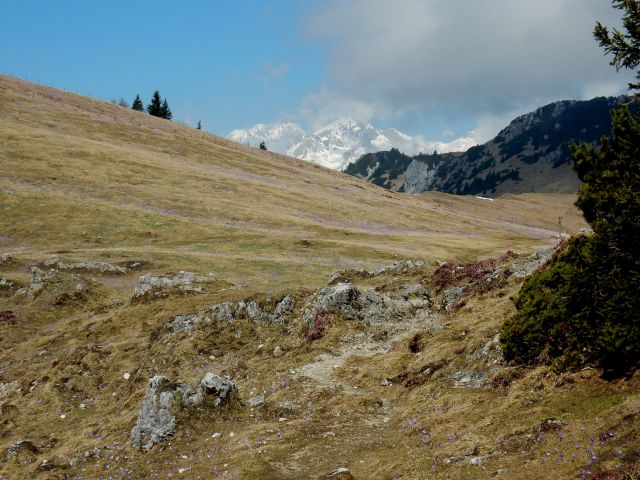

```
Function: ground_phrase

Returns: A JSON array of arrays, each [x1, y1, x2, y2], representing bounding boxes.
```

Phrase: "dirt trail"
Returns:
[[295, 313, 441, 395]]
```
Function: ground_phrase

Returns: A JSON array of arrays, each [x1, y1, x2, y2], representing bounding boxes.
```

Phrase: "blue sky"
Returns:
[[1, 1, 323, 133], [1, 1, 634, 142]]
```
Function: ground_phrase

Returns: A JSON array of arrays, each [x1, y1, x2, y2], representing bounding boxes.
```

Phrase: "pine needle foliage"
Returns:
[[501, 1, 640, 374]]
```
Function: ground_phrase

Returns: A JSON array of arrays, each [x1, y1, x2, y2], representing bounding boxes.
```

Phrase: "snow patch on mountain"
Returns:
[[228, 123, 305, 154], [228, 118, 474, 171]]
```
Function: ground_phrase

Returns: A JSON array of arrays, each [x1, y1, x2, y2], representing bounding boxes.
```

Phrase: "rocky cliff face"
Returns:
[[346, 96, 631, 196]]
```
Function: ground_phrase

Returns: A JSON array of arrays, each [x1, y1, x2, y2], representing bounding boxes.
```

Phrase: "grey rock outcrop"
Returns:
[[132, 271, 216, 300], [442, 286, 465, 312], [452, 370, 487, 388], [177, 372, 236, 408], [326, 260, 425, 286], [327, 268, 370, 285], [509, 248, 554, 278], [43, 255, 127, 275], [0, 381, 19, 400], [6, 440, 38, 461], [131, 373, 236, 451], [468, 334, 504, 365], [372, 260, 425, 275], [25, 267, 56, 299], [68, 448, 101, 467], [243, 393, 265, 408], [313, 284, 360, 319], [0, 254, 12, 265], [305, 282, 435, 332], [404, 158, 436, 194], [168, 295, 295, 334], [130, 376, 178, 451], [358, 288, 408, 324], [402, 284, 433, 308], [0, 277, 14, 289]]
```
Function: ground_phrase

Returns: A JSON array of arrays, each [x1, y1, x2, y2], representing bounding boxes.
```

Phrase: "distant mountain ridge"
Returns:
[[228, 118, 474, 171], [345, 96, 631, 196]]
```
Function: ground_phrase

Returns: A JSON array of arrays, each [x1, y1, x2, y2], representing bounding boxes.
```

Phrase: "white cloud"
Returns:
[[580, 80, 629, 100], [298, 89, 383, 131], [298, 0, 634, 140]]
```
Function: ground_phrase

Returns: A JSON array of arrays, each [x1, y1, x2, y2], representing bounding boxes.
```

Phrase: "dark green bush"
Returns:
[[500, 106, 640, 374]]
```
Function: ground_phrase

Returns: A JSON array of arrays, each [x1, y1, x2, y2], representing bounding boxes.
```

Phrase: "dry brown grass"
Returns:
[[0, 74, 585, 291], [3, 76, 634, 480]]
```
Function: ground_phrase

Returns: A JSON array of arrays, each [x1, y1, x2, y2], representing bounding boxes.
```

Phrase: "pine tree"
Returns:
[[259, 141, 267, 150], [196, 120, 202, 130], [160, 99, 172, 120], [594, 0, 640, 93], [500, 0, 640, 374], [147, 91, 162, 117], [132, 94, 144, 111]]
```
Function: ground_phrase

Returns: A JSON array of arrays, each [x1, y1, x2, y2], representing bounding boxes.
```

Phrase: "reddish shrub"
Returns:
[[592, 458, 640, 479], [408, 333, 423, 353], [450, 299, 467, 312], [498, 250, 518, 262], [307, 309, 334, 342], [0, 310, 16, 324], [433, 250, 522, 292], [433, 262, 458, 291]]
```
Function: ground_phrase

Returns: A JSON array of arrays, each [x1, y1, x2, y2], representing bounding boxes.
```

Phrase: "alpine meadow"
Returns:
[[1, 1, 639, 479]]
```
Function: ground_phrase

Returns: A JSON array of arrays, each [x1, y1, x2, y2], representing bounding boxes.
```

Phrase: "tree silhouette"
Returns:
[[160, 98, 172, 120], [147, 91, 162, 117], [132, 94, 144, 111]]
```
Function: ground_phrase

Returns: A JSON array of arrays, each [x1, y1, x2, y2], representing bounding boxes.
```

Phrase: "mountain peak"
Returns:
[[228, 119, 470, 171], [314, 117, 373, 134]]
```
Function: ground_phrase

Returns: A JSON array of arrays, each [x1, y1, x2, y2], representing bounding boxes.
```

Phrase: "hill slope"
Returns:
[[346, 96, 630, 196], [4, 77, 639, 480], [0, 75, 582, 288]]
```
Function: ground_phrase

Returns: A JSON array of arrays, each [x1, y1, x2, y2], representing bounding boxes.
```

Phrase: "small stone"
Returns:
[[59, 414, 66, 419], [279, 417, 287, 422], [326, 467, 352, 478], [539, 418, 566, 431], [79, 403, 86, 409], [273, 346, 283, 357], [243, 393, 265, 408], [229, 431, 235, 438], [123, 372, 131, 380], [7, 440, 38, 459], [212, 432, 222, 439], [380, 378, 391, 386]]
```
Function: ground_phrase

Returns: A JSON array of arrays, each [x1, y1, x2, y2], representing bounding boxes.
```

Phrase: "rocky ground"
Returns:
[[1, 246, 639, 479]]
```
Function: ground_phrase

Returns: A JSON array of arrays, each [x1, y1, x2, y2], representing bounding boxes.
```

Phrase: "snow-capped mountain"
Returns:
[[227, 122, 305, 154], [228, 118, 474, 171]]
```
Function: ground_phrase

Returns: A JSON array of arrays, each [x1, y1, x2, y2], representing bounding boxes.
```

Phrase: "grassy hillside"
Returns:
[[0, 75, 583, 290], [3, 76, 638, 480]]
